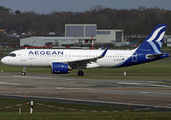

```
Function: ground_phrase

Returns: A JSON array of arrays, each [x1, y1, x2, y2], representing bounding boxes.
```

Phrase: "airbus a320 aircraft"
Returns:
[[1, 24, 170, 76]]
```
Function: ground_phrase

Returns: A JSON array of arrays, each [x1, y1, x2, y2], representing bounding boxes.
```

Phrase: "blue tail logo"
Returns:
[[116, 24, 169, 68], [136, 24, 167, 53]]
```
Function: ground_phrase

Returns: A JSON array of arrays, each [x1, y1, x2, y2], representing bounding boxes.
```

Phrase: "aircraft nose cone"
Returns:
[[1, 57, 8, 65], [1, 57, 5, 64]]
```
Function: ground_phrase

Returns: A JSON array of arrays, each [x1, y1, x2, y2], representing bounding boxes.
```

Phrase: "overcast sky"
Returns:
[[1, 0, 171, 14]]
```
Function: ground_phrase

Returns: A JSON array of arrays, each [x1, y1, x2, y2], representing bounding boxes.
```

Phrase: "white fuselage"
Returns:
[[1, 49, 136, 69]]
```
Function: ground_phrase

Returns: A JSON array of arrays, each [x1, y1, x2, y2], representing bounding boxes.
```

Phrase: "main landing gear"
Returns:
[[78, 70, 84, 76], [21, 68, 84, 76], [21, 67, 26, 76]]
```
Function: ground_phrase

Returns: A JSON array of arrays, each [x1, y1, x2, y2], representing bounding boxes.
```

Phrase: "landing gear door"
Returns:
[[21, 51, 27, 61]]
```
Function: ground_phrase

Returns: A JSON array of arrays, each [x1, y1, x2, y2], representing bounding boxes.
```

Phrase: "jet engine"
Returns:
[[51, 62, 71, 74]]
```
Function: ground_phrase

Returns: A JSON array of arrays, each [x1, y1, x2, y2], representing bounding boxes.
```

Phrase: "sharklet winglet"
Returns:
[[98, 47, 109, 58]]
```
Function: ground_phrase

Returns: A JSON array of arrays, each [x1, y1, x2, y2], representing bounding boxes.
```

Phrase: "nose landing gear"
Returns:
[[21, 67, 26, 76]]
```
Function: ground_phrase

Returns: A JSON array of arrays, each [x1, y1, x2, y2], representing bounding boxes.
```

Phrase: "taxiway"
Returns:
[[0, 73, 171, 111]]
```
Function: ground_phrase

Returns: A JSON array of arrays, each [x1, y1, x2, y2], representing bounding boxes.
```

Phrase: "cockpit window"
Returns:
[[8, 53, 16, 57]]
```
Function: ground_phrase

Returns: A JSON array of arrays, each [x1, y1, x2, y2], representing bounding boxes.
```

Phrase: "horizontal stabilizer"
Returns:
[[146, 53, 170, 59]]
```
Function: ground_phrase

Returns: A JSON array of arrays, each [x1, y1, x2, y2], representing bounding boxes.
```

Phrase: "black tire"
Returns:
[[21, 72, 26, 76], [78, 71, 84, 76]]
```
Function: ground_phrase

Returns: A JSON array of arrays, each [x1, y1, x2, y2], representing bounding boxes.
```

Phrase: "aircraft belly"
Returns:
[[97, 59, 116, 68], [86, 62, 100, 68], [97, 58, 126, 68]]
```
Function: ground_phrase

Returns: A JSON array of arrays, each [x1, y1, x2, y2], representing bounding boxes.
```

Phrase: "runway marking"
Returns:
[[56, 87, 63, 89], [28, 95, 171, 110], [1, 94, 171, 112], [140, 92, 149, 94], [16, 104, 22, 106], [6, 106, 11, 108], [56, 87, 79, 90], [36, 102, 139, 113], [48, 105, 54, 108], [117, 82, 171, 87], [12, 75, 74, 81], [56, 87, 94, 90], [81, 110, 87, 112], [150, 84, 171, 87], [0, 82, 20, 85], [165, 104, 171, 107], [13, 75, 55, 80], [37, 103, 43, 106], [140, 91, 171, 95], [0, 102, 30, 110], [59, 107, 65, 109], [117, 82, 142, 85]]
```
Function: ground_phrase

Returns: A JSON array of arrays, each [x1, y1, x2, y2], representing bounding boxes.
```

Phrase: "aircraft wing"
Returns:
[[49, 47, 109, 68], [68, 47, 109, 68]]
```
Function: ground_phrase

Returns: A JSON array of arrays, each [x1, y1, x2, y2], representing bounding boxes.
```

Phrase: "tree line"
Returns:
[[1, 5, 171, 36]]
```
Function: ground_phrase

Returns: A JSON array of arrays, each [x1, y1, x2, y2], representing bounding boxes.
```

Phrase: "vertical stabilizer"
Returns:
[[136, 24, 167, 53]]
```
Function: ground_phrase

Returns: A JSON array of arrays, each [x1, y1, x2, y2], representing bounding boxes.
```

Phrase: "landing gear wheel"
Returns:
[[21, 67, 26, 76], [78, 71, 84, 76], [21, 72, 26, 76]]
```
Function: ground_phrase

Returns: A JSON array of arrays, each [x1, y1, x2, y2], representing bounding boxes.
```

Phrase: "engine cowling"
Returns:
[[51, 62, 71, 74]]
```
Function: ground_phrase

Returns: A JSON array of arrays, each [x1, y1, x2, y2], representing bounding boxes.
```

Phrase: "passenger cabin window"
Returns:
[[8, 53, 16, 57]]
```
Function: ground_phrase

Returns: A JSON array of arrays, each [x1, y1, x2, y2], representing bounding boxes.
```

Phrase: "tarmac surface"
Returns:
[[0, 73, 171, 111]]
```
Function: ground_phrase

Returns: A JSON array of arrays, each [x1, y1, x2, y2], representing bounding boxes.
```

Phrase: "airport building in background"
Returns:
[[20, 37, 79, 47], [165, 35, 171, 46], [20, 24, 124, 47], [65, 24, 96, 45], [96, 29, 124, 46], [65, 24, 124, 46]]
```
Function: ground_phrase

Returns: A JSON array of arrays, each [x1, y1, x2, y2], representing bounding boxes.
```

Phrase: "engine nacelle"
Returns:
[[51, 62, 71, 74]]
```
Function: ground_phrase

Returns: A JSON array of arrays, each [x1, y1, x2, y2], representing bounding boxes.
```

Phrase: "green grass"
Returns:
[[0, 98, 121, 113], [0, 98, 171, 120], [0, 112, 171, 120], [1, 61, 171, 80]]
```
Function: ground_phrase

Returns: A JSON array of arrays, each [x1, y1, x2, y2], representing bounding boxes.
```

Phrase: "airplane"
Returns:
[[1, 24, 170, 76]]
